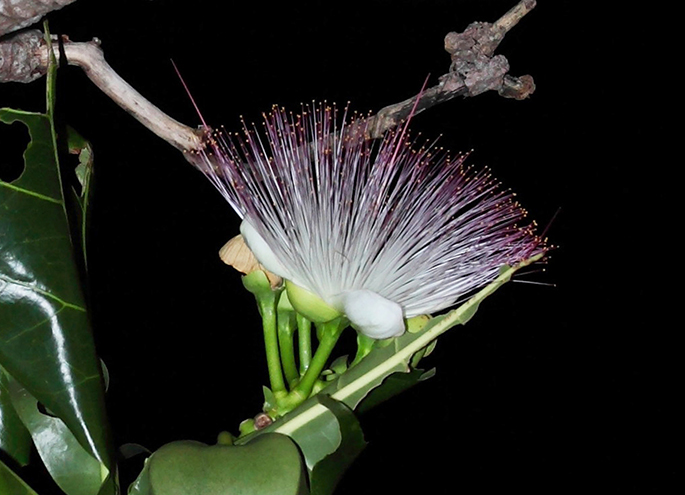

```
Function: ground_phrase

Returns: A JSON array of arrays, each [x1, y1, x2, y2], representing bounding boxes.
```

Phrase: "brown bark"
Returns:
[[0, 28, 43, 82], [0, 0, 76, 37], [367, 0, 537, 138], [1, 1, 537, 153]]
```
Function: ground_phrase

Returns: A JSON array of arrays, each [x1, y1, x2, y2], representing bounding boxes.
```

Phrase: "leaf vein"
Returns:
[[0, 181, 63, 204], [0, 274, 86, 312]]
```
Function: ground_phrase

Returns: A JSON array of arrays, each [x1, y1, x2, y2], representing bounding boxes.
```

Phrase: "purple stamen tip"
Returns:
[[196, 103, 546, 317]]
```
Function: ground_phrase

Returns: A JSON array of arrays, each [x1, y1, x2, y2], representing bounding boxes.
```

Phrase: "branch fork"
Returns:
[[1, 1, 537, 153]]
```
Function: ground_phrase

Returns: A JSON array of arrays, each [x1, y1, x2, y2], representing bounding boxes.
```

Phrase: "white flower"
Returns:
[[194, 104, 544, 339]]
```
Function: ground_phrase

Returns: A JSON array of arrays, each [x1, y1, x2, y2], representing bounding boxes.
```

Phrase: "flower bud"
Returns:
[[285, 280, 341, 323]]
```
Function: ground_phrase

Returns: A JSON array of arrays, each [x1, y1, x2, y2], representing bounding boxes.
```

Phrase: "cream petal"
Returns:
[[334, 289, 405, 340], [240, 220, 292, 281]]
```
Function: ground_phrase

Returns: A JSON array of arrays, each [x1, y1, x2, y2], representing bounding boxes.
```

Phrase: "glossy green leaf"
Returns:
[[0, 108, 112, 470], [0, 367, 32, 467], [0, 458, 39, 495], [242, 394, 365, 495], [5, 373, 108, 495], [97, 473, 118, 495], [307, 396, 366, 495], [128, 433, 308, 495], [355, 368, 435, 415], [268, 395, 352, 471]]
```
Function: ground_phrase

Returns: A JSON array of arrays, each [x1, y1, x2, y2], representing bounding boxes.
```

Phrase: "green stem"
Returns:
[[293, 318, 346, 400], [297, 314, 312, 375], [258, 295, 287, 396], [271, 317, 346, 416], [277, 309, 298, 387]]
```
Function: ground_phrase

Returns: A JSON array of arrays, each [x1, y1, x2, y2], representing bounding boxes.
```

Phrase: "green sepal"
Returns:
[[328, 355, 349, 375], [277, 288, 295, 311], [406, 314, 431, 333], [242, 270, 274, 297], [263, 386, 277, 412], [285, 281, 341, 323]]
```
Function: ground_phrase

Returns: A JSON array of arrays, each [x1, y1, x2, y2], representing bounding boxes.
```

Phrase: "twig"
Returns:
[[4, 0, 535, 154], [495, 0, 537, 33], [37, 37, 203, 151], [367, 0, 536, 138]]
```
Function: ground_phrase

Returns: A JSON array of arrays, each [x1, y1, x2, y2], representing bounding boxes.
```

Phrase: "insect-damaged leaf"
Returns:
[[0, 107, 112, 478], [5, 373, 108, 495]]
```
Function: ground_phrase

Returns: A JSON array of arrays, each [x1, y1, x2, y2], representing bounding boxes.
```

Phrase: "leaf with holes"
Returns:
[[0, 106, 112, 487], [4, 370, 109, 495]]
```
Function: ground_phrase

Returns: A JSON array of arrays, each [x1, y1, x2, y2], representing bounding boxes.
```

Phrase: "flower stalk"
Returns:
[[242, 271, 287, 397], [294, 318, 347, 399], [276, 298, 299, 387], [273, 317, 347, 416], [297, 314, 312, 375], [243, 270, 356, 417]]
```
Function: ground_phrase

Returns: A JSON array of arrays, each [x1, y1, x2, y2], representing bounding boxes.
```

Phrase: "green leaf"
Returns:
[[128, 433, 308, 495], [0, 368, 32, 467], [242, 395, 365, 495], [307, 396, 366, 495], [0, 458, 39, 495], [320, 257, 543, 412], [355, 368, 435, 415], [235, 257, 541, 493], [0, 108, 112, 471], [270, 395, 350, 471], [4, 372, 108, 495], [97, 473, 118, 495]]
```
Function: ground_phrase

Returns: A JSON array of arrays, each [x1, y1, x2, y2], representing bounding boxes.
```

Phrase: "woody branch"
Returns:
[[0, 0, 536, 152]]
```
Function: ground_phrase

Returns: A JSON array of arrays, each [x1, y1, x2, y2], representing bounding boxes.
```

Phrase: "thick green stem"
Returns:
[[271, 317, 346, 416], [297, 314, 312, 375], [293, 318, 345, 400], [258, 297, 287, 396], [243, 272, 288, 396], [277, 309, 298, 387]]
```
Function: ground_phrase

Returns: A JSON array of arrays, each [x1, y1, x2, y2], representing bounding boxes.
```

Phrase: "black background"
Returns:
[[1, 0, 671, 493]]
